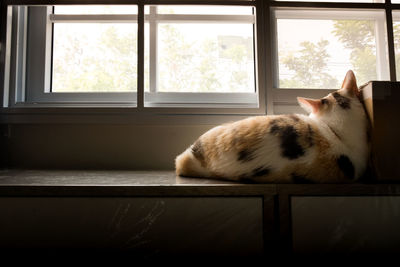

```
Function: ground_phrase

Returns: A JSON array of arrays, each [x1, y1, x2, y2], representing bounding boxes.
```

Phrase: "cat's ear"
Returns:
[[297, 97, 321, 114], [341, 70, 360, 98]]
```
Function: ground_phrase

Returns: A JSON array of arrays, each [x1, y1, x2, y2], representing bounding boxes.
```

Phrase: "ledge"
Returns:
[[0, 169, 276, 196], [1, 169, 400, 197]]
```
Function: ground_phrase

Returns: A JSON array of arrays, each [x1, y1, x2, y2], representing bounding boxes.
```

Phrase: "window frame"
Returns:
[[1, 0, 265, 120], [1, 0, 400, 123], [34, 7, 139, 104], [269, 0, 398, 115], [144, 5, 257, 107], [271, 8, 390, 108]]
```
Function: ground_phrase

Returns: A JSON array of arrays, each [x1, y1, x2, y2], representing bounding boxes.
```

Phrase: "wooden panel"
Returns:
[[0, 197, 264, 255], [361, 81, 400, 181], [291, 196, 400, 253]]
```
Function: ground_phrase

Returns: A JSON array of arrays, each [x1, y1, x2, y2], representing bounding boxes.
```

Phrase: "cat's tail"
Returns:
[[175, 148, 211, 178]]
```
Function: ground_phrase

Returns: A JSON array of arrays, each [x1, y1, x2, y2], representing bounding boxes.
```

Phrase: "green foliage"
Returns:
[[159, 25, 253, 93], [333, 20, 377, 83], [280, 20, 378, 89], [196, 39, 221, 92], [53, 25, 137, 92], [223, 43, 252, 91], [332, 21, 375, 51], [54, 23, 253, 93], [280, 40, 338, 88], [158, 24, 199, 92], [393, 22, 400, 79]]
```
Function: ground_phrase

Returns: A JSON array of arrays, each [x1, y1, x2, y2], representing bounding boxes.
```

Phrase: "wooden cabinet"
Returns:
[[1, 170, 400, 257], [292, 196, 400, 253], [0, 197, 264, 255]]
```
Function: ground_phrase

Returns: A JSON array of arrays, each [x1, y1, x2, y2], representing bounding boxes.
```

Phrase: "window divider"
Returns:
[[137, 0, 145, 109], [265, 0, 281, 115], [386, 0, 397, 81]]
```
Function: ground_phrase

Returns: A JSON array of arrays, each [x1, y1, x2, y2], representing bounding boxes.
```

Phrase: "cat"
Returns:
[[175, 70, 369, 183]]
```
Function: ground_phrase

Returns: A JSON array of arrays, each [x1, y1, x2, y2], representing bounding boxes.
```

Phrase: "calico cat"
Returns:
[[175, 70, 369, 183]]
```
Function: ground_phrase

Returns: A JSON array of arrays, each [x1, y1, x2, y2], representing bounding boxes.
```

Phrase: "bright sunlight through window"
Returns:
[[52, 6, 138, 93]]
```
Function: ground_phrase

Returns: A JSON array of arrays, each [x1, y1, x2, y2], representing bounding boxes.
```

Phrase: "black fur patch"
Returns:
[[253, 166, 270, 177], [273, 126, 305, 159], [269, 120, 281, 134], [191, 140, 205, 163], [291, 173, 314, 184], [270, 125, 280, 135], [238, 149, 255, 162], [333, 92, 351, 109], [321, 98, 329, 105], [337, 155, 355, 179]]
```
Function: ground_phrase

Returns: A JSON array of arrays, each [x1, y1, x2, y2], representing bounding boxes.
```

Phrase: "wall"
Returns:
[[3, 124, 216, 170]]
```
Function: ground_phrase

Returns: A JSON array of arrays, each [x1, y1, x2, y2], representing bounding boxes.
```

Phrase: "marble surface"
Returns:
[[0, 169, 239, 186]]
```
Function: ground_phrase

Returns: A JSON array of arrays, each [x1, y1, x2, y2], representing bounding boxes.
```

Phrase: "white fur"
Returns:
[[175, 148, 212, 177], [308, 90, 368, 180]]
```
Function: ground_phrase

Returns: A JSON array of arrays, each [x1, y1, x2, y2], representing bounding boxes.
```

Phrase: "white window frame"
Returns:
[[144, 6, 257, 108], [6, 3, 261, 110], [1, 0, 400, 123], [31, 8, 138, 105], [269, 6, 393, 114]]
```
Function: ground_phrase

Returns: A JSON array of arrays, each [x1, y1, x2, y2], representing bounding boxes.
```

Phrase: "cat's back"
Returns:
[[176, 70, 369, 183], [175, 114, 325, 181]]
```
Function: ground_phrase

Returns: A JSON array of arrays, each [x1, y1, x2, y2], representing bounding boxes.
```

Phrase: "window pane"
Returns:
[[54, 5, 137, 14], [154, 23, 254, 93], [276, 10, 389, 89], [52, 23, 137, 92], [393, 11, 400, 80]]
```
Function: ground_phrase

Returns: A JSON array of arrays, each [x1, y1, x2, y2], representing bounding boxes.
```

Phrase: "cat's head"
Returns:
[[297, 70, 363, 122]]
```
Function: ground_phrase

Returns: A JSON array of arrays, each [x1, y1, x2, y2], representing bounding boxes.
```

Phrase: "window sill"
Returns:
[[0, 169, 399, 197], [0, 169, 276, 196]]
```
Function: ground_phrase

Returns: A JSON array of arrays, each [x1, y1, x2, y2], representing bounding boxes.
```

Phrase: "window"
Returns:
[[26, 5, 139, 104], [144, 5, 256, 107], [0, 0, 399, 122], [52, 6, 138, 94], [269, 0, 396, 115], [3, 3, 259, 110], [275, 9, 389, 89]]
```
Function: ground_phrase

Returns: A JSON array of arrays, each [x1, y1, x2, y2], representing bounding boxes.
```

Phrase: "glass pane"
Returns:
[[276, 10, 389, 89], [54, 5, 137, 14], [154, 5, 254, 15], [153, 23, 255, 93], [52, 23, 137, 92], [393, 11, 400, 80]]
